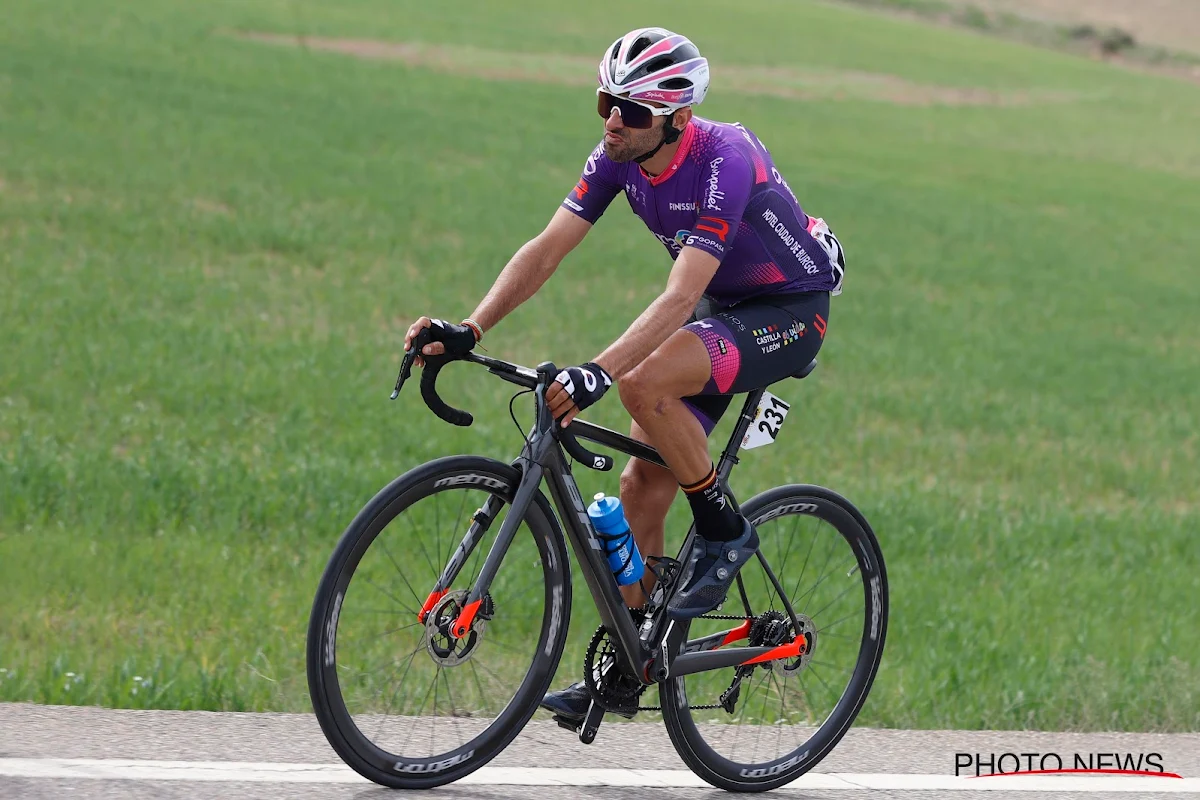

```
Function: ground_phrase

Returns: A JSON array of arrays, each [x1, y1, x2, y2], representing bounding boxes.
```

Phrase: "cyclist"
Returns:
[[404, 27, 845, 724]]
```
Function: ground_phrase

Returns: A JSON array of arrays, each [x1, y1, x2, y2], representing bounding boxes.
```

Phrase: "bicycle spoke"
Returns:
[[468, 660, 491, 717], [817, 609, 860, 634], [807, 573, 859, 621], [398, 670, 439, 755], [429, 668, 440, 755], [360, 575, 418, 618], [372, 642, 425, 740], [371, 621, 422, 640], [440, 668, 466, 750], [767, 513, 803, 608], [378, 538, 424, 608], [810, 659, 851, 675], [772, 668, 787, 753], [803, 525, 842, 615], [788, 520, 820, 611], [404, 510, 440, 585], [807, 663, 841, 704]]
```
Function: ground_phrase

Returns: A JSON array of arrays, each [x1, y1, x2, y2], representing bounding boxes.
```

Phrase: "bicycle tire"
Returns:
[[306, 456, 572, 789], [661, 484, 888, 792]]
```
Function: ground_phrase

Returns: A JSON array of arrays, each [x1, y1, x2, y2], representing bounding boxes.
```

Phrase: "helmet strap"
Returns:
[[633, 114, 683, 164]]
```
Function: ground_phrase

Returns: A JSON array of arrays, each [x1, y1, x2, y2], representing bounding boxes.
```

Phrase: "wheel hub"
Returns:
[[749, 610, 816, 673], [424, 590, 490, 666]]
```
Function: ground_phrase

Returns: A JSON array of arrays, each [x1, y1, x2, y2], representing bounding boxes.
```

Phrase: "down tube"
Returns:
[[541, 446, 647, 681]]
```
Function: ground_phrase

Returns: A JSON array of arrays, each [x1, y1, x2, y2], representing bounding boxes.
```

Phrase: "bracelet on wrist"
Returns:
[[461, 318, 484, 342]]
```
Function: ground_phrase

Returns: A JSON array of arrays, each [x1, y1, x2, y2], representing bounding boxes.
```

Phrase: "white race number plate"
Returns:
[[740, 390, 791, 450]]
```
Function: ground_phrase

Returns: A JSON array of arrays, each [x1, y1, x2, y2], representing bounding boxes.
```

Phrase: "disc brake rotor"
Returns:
[[424, 590, 490, 667]]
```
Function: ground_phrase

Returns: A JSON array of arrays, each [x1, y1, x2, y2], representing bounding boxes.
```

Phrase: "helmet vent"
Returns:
[[660, 78, 692, 90], [629, 36, 654, 60], [645, 56, 674, 73]]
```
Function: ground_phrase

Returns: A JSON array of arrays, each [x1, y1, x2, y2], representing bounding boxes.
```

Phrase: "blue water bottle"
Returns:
[[587, 493, 645, 586]]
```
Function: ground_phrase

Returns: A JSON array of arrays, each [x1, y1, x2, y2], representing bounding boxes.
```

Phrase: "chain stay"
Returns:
[[635, 612, 757, 712]]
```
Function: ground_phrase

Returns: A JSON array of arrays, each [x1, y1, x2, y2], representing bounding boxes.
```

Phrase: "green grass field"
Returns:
[[2, 0, 1197, 731]]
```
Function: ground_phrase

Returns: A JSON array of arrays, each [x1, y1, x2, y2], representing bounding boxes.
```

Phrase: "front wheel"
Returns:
[[306, 456, 572, 789], [661, 484, 888, 792]]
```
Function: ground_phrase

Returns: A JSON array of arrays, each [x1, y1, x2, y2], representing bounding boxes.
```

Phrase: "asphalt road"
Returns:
[[1, 704, 1197, 799]]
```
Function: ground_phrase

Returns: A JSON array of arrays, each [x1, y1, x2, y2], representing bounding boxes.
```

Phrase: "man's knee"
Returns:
[[618, 358, 668, 420]]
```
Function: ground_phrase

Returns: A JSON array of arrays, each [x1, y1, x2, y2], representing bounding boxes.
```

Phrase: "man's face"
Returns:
[[602, 101, 671, 163]]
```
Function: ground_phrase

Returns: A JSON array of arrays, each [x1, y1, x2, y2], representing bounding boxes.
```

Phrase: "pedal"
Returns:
[[578, 700, 606, 745], [552, 713, 582, 733]]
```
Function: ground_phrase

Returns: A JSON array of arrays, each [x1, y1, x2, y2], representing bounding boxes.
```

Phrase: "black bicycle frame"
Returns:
[[428, 355, 805, 686]]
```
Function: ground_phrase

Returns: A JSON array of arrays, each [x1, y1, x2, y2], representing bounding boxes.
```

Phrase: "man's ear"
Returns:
[[673, 107, 693, 128]]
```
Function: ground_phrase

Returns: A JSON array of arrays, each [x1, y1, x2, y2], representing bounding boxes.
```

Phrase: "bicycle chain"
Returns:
[[634, 613, 754, 712]]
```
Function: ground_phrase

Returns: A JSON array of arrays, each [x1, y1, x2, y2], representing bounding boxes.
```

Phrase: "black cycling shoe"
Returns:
[[539, 681, 636, 723], [667, 516, 760, 620]]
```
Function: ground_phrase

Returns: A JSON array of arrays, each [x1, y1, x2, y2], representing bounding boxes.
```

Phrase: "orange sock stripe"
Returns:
[[681, 467, 718, 494]]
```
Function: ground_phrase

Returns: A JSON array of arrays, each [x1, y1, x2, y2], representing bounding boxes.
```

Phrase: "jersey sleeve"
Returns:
[[561, 143, 622, 224], [683, 144, 753, 262]]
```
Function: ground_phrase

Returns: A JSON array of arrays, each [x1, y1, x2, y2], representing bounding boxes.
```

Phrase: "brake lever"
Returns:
[[391, 327, 433, 400]]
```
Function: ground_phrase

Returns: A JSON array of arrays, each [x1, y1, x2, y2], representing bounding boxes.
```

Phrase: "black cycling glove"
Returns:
[[426, 319, 477, 357], [553, 362, 613, 414]]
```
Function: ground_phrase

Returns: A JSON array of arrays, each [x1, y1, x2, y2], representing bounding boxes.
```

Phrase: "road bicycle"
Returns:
[[306, 333, 888, 791]]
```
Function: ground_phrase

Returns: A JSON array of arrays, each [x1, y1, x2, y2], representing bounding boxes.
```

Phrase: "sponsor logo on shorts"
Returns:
[[782, 320, 805, 346], [754, 324, 782, 354]]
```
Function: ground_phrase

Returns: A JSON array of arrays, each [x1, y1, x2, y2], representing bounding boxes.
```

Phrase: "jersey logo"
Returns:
[[572, 179, 589, 200], [674, 229, 690, 246], [695, 216, 730, 242]]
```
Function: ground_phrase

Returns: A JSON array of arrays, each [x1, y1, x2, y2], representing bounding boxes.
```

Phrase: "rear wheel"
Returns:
[[661, 485, 887, 792], [306, 456, 571, 789]]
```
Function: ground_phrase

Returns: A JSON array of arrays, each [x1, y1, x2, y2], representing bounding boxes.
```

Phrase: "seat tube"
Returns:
[[716, 389, 764, 483]]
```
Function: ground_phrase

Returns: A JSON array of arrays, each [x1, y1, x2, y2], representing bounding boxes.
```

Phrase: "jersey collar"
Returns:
[[639, 121, 695, 187]]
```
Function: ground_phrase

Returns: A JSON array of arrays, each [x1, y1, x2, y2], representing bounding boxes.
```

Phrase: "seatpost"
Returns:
[[716, 389, 764, 484]]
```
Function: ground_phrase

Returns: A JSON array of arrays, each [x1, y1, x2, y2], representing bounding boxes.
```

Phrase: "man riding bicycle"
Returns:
[[404, 27, 846, 725]]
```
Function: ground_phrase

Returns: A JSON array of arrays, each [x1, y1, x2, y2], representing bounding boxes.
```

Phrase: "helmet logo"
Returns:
[[616, 66, 626, 80]]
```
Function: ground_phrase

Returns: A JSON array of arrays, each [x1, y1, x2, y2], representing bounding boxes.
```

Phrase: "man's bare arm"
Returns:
[[593, 247, 721, 380], [467, 208, 591, 333], [406, 208, 591, 358]]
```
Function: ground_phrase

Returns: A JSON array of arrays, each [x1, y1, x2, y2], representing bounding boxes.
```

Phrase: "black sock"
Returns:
[[682, 465, 742, 542]]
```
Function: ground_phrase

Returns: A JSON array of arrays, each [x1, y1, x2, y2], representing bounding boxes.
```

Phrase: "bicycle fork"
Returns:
[[414, 466, 539, 634]]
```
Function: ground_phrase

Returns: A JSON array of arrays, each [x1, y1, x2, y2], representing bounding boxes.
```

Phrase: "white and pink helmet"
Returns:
[[597, 28, 710, 109]]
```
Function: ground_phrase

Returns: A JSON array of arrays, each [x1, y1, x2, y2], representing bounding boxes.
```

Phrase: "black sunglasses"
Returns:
[[596, 90, 675, 129]]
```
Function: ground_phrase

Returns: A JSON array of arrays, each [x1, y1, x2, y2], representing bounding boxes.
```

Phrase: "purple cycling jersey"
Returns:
[[562, 116, 844, 306]]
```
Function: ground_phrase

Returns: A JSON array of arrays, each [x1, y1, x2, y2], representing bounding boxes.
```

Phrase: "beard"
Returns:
[[603, 126, 663, 163]]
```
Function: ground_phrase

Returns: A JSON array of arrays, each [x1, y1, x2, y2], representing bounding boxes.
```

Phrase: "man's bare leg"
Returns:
[[619, 326, 755, 619], [617, 421, 678, 608], [617, 328, 714, 486]]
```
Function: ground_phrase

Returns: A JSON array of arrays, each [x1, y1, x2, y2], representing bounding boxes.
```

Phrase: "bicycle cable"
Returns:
[[508, 388, 534, 449]]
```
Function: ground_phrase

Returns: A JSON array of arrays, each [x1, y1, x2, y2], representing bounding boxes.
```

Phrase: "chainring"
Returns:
[[583, 623, 646, 714]]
